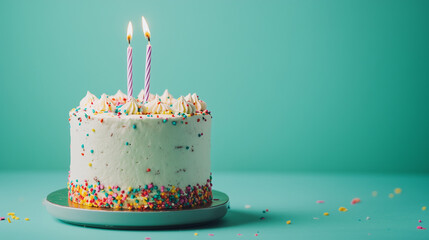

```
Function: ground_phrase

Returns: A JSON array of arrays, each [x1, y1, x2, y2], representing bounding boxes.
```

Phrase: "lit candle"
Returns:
[[126, 21, 133, 98], [142, 16, 151, 103]]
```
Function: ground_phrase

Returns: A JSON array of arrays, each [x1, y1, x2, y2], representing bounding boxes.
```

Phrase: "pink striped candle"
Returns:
[[126, 21, 133, 98], [144, 44, 151, 103], [142, 16, 151, 103]]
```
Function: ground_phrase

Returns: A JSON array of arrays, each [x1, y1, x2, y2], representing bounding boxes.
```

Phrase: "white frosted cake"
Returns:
[[68, 89, 212, 210]]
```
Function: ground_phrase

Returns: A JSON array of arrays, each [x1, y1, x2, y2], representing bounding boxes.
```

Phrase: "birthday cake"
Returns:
[[67, 89, 212, 210]]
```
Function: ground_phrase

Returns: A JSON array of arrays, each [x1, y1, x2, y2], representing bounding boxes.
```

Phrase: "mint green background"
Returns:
[[0, 0, 428, 173]]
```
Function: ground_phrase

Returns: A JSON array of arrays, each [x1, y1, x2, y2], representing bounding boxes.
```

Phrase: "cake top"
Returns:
[[70, 89, 210, 119]]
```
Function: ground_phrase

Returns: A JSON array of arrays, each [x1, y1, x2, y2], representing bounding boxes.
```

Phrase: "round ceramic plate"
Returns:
[[44, 188, 229, 229]]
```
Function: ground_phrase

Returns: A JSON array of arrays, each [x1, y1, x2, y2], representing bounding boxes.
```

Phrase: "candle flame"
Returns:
[[127, 21, 133, 43], [142, 16, 151, 41]]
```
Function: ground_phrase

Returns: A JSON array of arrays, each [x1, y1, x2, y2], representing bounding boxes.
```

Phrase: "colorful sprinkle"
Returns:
[[422, 206, 427, 211], [172, 121, 176, 126], [324, 212, 329, 216], [0, 217, 4, 221], [146, 168, 151, 172], [245, 204, 251, 209], [89, 163, 92, 167], [25, 218, 29, 221], [372, 191, 378, 197], [351, 198, 361, 205], [90, 150, 94, 154], [394, 188, 402, 194], [389, 193, 394, 198], [133, 124, 136, 129], [339, 207, 348, 212], [286, 220, 292, 224], [92, 128, 95, 132], [208, 234, 214, 236], [316, 200, 325, 204], [125, 142, 129, 146], [194, 233, 198, 236], [417, 226, 426, 230], [7, 217, 11, 223]]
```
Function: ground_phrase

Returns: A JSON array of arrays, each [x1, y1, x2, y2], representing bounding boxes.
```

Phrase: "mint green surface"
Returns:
[[0, 0, 429, 173], [1, 171, 429, 239]]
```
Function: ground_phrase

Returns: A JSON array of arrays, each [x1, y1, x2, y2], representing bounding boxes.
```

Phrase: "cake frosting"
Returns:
[[68, 90, 212, 210]]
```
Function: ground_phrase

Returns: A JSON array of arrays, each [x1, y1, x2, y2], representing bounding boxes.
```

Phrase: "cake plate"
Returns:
[[44, 188, 229, 229]]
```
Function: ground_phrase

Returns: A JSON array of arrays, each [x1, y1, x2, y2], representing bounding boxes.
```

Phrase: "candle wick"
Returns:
[[128, 39, 131, 45]]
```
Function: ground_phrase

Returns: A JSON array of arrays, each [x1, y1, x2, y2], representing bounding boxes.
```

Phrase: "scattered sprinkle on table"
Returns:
[[0, 217, 4, 221], [388, 193, 394, 198], [245, 204, 251, 209], [339, 207, 348, 212], [316, 200, 325, 204], [25, 218, 29, 221], [422, 206, 427, 211], [351, 198, 361, 205], [324, 212, 330, 216], [208, 233, 214, 236], [194, 233, 198, 236], [372, 191, 378, 197], [255, 233, 259, 236], [366, 216, 371, 220], [417, 226, 426, 230], [145, 238, 151, 240], [7, 217, 11, 223], [286, 220, 292, 224], [419, 220, 422, 223], [394, 188, 402, 194]]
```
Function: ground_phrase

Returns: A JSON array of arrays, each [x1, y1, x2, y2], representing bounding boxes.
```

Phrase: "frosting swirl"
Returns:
[[185, 93, 207, 111], [118, 96, 139, 115], [94, 94, 114, 112], [79, 91, 98, 109], [111, 90, 127, 106], [171, 96, 196, 114], [137, 89, 155, 103], [160, 89, 176, 106], [145, 99, 172, 114]]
